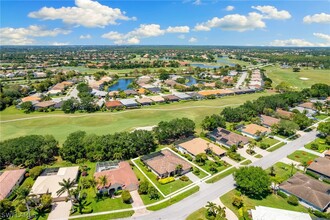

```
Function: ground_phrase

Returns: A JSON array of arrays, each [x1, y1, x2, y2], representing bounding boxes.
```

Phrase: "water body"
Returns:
[[108, 78, 134, 91], [217, 56, 235, 67], [185, 76, 199, 86], [190, 63, 220, 69]]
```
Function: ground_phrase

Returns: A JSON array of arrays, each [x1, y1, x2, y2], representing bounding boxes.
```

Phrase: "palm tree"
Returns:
[[175, 164, 183, 175], [247, 142, 255, 155], [73, 192, 90, 214], [88, 177, 97, 193], [270, 166, 276, 176], [205, 201, 217, 217], [98, 175, 108, 190], [113, 152, 123, 160], [215, 205, 226, 218], [290, 163, 296, 177], [16, 187, 32, 219], [56, 178, 76, 212], [300, 161, 308, 172]]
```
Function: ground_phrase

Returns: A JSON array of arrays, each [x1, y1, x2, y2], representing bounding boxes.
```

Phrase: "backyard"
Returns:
[[287, 150, 318, 164]]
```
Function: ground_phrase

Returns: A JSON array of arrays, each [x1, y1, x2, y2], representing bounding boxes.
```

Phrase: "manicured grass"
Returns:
[[0, 92, 271, 144], [267, 142, 286, 152], [147, 186, 199, 211], [305, 138, 329, 153], [196, 160, 229, 175], [186, 207, 207, 220], [265, 65, 330, 90], [241, 160, 252, 165], [72, 211, 134, 220], [220, 189, 309, 218], [205, 167, 237, 184], [287, 150, 318, 164], [315, 114, 329, 120], [257, 137, 279, 147], [254, 154, 263, 158], [134, 160, 192, 195], [266, 162, 299, 183]]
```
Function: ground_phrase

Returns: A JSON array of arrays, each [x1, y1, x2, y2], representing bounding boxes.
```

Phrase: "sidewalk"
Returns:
[[300, 147, 323, 157]]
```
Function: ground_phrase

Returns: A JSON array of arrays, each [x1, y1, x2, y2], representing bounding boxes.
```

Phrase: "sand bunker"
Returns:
[[299, 77, 309, 80]]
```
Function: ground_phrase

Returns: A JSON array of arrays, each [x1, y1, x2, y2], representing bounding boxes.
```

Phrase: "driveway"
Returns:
[[48, 201, 72, 220], [186, 172, 201, 183], [130, 190, 150, 217]]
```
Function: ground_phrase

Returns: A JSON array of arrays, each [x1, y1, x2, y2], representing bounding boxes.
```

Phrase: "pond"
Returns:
[[185, 76, 200, 86], [108, 78, 134, 91], [190, 63, 220, 69], [217, 56, 235, 66]]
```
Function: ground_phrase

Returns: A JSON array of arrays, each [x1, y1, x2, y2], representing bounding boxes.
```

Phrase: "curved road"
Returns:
[[128, 130, 318, 220]]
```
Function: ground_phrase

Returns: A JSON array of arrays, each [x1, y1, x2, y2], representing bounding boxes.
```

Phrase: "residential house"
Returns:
[[279, 173, 330, 211], [164, 95, 180, 102], [136, 97, 153, 105], [173, 93, 191, 100], [105, 100, 123, 109], [298, 102, 316, 111], [141, 149, 192, 178], [21, 95, 41, 103], [33, 72, 47, 78], [124, 89, 138, 96], [250, 206, 312, 220], [94, 161, 139, 196], [260, 115, 280, 128], [186, 92, 204, 99], [240, 124, 271, 139], [290, 106, 316, 118], [208, 127, 249, 148], [34, 101, 56, 110], [0, 169, 26, 200], [150, 96, 165, 103], [176, 138, 226, 158], [276, 108, 294, 119], [307, 157, 330, 179], [119, 99, 139, 108], [30, 166, 79, 202]]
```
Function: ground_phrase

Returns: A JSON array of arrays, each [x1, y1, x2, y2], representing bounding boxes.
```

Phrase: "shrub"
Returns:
[[260, 143, 270, 149], [82, 207, 93, 214], [227, 152, 242, 161], [29, 166, 43, 180], [121, 190, 132, 204], [277, 191, 288, 199], [138, 181, 149, 195], [306, 170, 320, 179], [184, 154, 193, 161], [179, 176, 189, 182], [193, 167, 200, 175], [114, 190, 122, 196], [148, 186, 160, 200], [18, 203, 27, 212], [158, 177, 175, 184], [232, 195, 244, 208], [287, 195, 299, 206], [311, 143, 319, 150]]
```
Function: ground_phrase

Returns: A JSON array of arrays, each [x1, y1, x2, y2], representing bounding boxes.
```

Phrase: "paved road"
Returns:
[[128, 130, 318, 220], [235, 71, 248, 89]]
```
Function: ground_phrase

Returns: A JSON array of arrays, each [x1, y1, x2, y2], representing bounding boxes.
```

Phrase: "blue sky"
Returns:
[[1, 0, 330, 46]]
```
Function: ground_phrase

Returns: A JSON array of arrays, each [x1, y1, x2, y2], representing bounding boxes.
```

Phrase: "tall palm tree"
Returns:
[[300, 161, 308, 172], [290, 163, 296, 177], [16, 187, 32, 219], [56, 178, 76, 212], [215, 205, 226, 218], [98, 175, 108, 189], [205, 201, 217, 217]]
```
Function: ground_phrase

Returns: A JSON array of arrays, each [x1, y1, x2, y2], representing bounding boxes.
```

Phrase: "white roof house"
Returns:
[[251, 206, 311, 220], [30, 166, 79, 201], [173, 93, 191, 100]]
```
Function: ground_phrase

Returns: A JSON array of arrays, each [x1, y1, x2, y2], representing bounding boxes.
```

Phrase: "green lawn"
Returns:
[[267, 142, 286, 152], [72, 211, 134, 220], [265, 65, 330, 90], [186, 207, 207, 220], [257, 137, 279, 148], [147, 186, 199, 211], [195, 160, 230, 175], [205, 167, 237, 184], [134, 160, 192, 195], [305, 138, 329, 153], [241, 160, 252, 165], [254, 154, 263, 158], [287, 150, 318, 164], [220, 189, 309, 218], [266, 162, 299, 183], [0, 92, 271, 144], [315, 114, 329, 120]]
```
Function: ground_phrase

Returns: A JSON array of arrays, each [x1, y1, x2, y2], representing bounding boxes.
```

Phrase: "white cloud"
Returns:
[[178, 34, 186, 39], [194, 12, 265, 32], [188, 37, 197, 43], [28, 0, 136, 28], [303, 13, 330, 24], [225, 6, 235, 11], [0, 25, 70, 45], [80, 34, 92, 39], [166, 26, 190, 33], [52, 42, 70, 46], [270, 33, 330, 47], [193, 0, 202, 5], [252, 5, 291, 20]]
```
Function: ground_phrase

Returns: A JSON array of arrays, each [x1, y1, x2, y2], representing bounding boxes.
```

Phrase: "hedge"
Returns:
[[158, 177, 175, 184], [277, 191, 288, 199]]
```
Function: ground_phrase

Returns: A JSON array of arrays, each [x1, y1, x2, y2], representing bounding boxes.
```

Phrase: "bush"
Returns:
[[232, 195, 243, 208], [138, 181, 149, 195], [29, 166, 43, 180], [311, 143, 319, 150], [18, 203, 27, 212], [287, 195, 299, 206], [179, 176, 190, 182], [114, 190, 122, 196], [148, 186, 160, 200], [82, 207, 93, 214], [121, 190, 132, 204], [184, 154, 193, 161], [227, 152, 242, 161], [158, 177, 175, 184], [306, 170, 320, 179], [260, 143, 270, 149], [277, 191, 288, 199], [193, 167, 200, 175]]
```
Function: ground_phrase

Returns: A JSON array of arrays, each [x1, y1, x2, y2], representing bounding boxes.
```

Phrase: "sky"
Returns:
[[1, 0, 330, 46]]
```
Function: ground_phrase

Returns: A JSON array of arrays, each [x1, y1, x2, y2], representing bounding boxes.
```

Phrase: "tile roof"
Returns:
[[0, 169, 26, 200], [241, 124, 271, 135], [178, 138, 226, 156], [105, 100, 123, 108], [164, 95, 180, 101], [21, 96, 41, 102], [34, 101, 56, 108], [150, 96, 165, 102], [260, 115, 280, 127], [276, 108, 294, 119], [94, 162, 139, 191], [307, 157, 330, 177], [280, 173, 330, 211], [144, 149, 191, 176], [298, 102, 316, 110], [119, 99, 138, 106], [136, 97, 153, 104], [209, 127, 249, 147]]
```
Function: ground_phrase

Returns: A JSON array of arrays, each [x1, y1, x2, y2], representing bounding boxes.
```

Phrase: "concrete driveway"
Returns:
[[48, 201, 72, 220], [131, 190, 151, 217]]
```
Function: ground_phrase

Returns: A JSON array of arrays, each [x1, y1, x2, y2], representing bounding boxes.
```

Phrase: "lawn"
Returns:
[[147, 186, 199, 211], [186, 207, 207, 220], [315, 114, 329, 120], [305, 138, 329, 153], [220, 189, 309, 218], [287, 150, 318, 164], [254, 154, 263, 158], [72, 211, 134, 220], [267, 142, 286, 152], [257, 137, 279, 148], [266, 162, 299, 183], [0, 92, 271, 144], [134, 159, 192, 195], [205, 167, 237, 184], [264, 65, 330, 90], [195, 159, 229, 175], [241, 160, 252, 165]]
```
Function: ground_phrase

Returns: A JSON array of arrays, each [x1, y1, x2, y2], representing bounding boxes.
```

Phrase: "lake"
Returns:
[[217, 56, 235, 66], [190, 63, 220, 69], [108, 78, 134, 91], [185, 76, 199, 86]]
